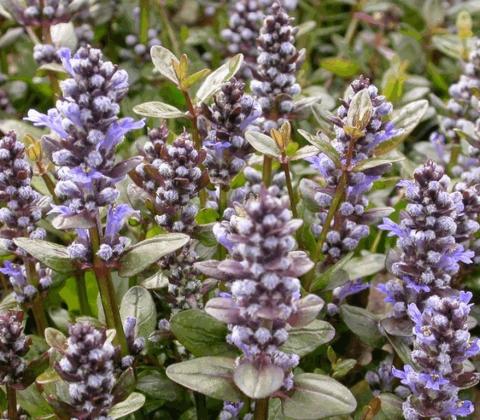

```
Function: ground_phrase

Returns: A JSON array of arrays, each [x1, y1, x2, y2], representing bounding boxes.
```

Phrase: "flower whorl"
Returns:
[[379, 161, 473, 319], [393, 292, 480, 419], [148, 131, 206, 233], [0, 311, 30, 386], [198, 188, 313, 391], [202, 78, 261, 185], [26, 46, 144, 220], [308, 77, 400, 264], [55, 322, 118, 419], [251, 2, 303, 133]]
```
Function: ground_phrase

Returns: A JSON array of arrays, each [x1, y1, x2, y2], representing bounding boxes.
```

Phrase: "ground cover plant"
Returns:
[[0, 0, 480, 419]]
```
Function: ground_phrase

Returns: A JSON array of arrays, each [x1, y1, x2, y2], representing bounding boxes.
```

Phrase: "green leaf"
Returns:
[[133, 101, 186, 119], [166, 356, 242, 401], [13, 238, 76, 274], [140, 270, 169, 289], [136, 370, 181, 402], [150, 45, 179, 85], [340, 305, 384, 348], [195, 207, 220, 224], [44, 327, 67, 351], [290, 145, 319, 161], [170, 309, 235, 357], [353, 155, 404, 172], [233, 362, 284, 399], [332, 358, 356, 379], [374, 100, 429, 156], [120, 286, 157, 338], [245, 131, 281, 158], [310, 252, 353, 292], [431, 34, 462, 59], [282, 320, 335, 357], [343, 251, 385, 279], [182, 68, 211, 89], [297, 129, 341, 167], [346, 89, 373, 133], [320, 57, 360, 78], [17, 384, 54, 418], [109, 392, 146, 419], [118, 233, 190, 277], [377, 393, 404, 419], [112, 368, 136, 403], [282, 373, 357, 419], [195, 54, 243, 103]]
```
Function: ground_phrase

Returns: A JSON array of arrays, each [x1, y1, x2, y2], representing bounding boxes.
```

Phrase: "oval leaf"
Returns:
[[195, 54, 243, 103], [282, 320, 335, 357], [109, 392, 145, 419], [340, 304, 384, 348], [282, 373, 357, 419], [170, 309, 235, 357], [150, 45, 179, 85], [297, 129, 341, 167], [133, 101, 185, 119], [245, 131, 281, 158], [166, 356, 242, 401], [374, 100, 429, 155], [13, 238, 76, 274], [118, 233, 190, 277], [119, 286, 157, 338], [233, 362, 284, 399]]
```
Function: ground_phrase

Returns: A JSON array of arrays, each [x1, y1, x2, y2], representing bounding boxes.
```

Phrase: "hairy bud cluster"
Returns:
[[201, 78, 261, 185], [0, 311, 30, 386], [251, 2, 303, 133]]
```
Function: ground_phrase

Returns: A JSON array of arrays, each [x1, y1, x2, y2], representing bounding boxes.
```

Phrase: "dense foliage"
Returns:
[[0, 0, 480, 419]]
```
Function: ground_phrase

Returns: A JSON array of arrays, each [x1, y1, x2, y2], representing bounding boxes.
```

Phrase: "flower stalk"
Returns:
[[89, 224, 128, 355]]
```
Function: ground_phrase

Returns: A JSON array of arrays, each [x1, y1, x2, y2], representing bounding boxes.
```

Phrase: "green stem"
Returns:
[[262, 156, 272, 187], [139, 0, 149, 45], [75, 272, 91, 316], [7, 385, 17, 420], [89, 224, 129, 355], [37, 162, 60, 205], [193, 392, 208, 420], [217, 186, 228, 260], [314, 174, 347, 262], [282, 161, 297, 218], [254, 398, 269, 420], [24, 259, 48, 335], [158, 0, 181, 57], [183, 89, 207, 207], [0, 49, 8, 74]]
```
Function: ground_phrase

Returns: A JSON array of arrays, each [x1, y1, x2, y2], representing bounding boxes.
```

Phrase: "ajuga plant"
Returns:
[[22, 44, 188, 361], [379, 161, 472, 320], [200, 77, 261, 188], [0, 131, 51, 332], [305, 77, 401, 267], [195, 187, 330, 415], [0, 311, 30, 419], [393, 292, 480, 418]]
